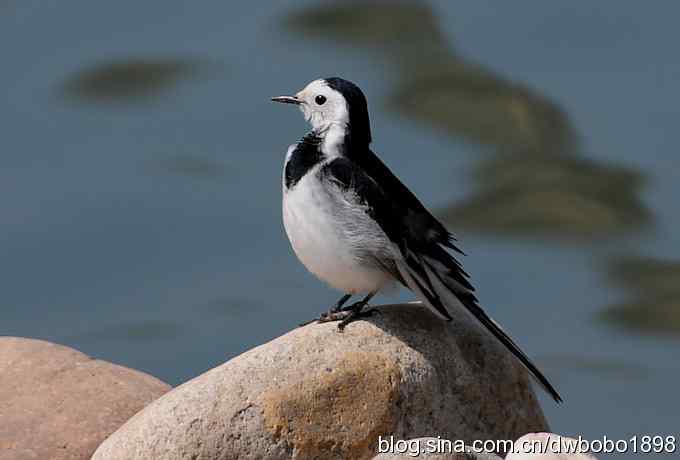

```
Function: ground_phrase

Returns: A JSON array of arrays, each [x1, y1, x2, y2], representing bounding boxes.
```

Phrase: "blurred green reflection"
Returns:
[[546, 352, 648, 379], [286, 1, 650, 238], [144, 155, 229, 180], [600, 257, 680, 335], [286, 2, 573, 154], [67, 319, 182, 342], [440, 151, 649, 237], [62, 58, 205, 104]]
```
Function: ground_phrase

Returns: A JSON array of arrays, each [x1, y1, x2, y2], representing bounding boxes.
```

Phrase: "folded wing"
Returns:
[[322, 156, 562, 403]]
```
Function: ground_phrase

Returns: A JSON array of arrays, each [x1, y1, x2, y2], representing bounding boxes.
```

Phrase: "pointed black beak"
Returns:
[[271, 95, 301, 105]]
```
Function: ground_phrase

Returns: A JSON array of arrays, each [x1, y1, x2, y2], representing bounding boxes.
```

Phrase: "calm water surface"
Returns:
[[2, 2, 679, 458]]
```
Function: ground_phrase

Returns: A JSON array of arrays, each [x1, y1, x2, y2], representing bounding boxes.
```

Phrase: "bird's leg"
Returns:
[[301, 292, 379, 329], [330, 293, 352, 313], [336, 292, 378, 331], [339, 292, 375, 312], [298, 293, 352, 327]]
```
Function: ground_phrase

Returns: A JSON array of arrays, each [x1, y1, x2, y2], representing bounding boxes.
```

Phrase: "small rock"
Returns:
[[0, 337, 170, 460], [93, 304, 549, 460], [506, 433, 598, 459]]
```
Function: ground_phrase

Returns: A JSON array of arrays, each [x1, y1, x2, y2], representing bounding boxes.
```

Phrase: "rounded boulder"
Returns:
[[93, 304, 550, 460], [0, 337, 170, 460]]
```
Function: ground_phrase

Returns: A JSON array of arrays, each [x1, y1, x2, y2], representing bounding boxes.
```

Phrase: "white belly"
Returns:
[[282, 171, 392, 294]]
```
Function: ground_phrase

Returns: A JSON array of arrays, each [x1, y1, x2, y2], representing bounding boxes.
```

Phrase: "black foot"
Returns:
[[298, 293, 353, 327], [298, 309, 352, 328], [322, 300, 380, 331], [336, 306, 380, 331], [298, 293, 378, 330]]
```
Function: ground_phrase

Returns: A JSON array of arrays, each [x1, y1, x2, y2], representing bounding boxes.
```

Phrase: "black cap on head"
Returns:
[[324, 77, 372, 146]]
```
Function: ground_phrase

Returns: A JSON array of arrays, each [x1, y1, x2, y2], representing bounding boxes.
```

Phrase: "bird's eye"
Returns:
[[315, 95, 327, 105]]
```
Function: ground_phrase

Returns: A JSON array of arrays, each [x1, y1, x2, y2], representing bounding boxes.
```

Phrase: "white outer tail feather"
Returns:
[[397, 254, 563, 403], [396, 260, 453, 320]]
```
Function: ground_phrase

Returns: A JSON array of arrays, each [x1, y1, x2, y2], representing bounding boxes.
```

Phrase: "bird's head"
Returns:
[[272, 77, 372, 146]]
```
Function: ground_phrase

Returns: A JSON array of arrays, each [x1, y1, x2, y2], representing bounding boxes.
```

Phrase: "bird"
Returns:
[[272, 77, 562, 403]]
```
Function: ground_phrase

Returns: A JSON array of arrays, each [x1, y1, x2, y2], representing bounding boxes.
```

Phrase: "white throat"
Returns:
[[318, 122, 347, 158]]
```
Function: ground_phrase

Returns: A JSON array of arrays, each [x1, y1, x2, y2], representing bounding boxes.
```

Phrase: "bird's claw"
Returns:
[[298, 310, 349, 327], [318, 310, 352, 323], [299, 294, 379, 330], [299, 306, 380, 330], [337, 306, 379, 331]]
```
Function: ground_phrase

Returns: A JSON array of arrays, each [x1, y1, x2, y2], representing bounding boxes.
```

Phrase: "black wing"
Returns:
[[346, 147, 463, 254], [322, 156, 562, 403], [322, 157, 467, 321], [321, 157, 404, 244]]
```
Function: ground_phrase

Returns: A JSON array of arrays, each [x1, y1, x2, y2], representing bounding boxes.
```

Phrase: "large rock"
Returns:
[[0, 337, 170, 460], [93, 303, 549, 460]]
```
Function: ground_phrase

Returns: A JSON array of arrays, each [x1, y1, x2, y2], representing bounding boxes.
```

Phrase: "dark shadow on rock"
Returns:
[[362, 303, 484, 375], [61, 57, 214, 105], [348, 302, 552, 409], [285, 0, 651, 239], [598, 256, 680, 336]]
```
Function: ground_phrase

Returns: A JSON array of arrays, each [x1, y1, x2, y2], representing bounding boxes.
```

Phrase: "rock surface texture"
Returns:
[[92, 303, 550, 460], [0, 337, 170, 460]]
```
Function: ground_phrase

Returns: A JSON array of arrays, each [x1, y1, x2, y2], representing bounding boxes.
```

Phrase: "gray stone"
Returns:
[[0, 337, 170, 460], [92, 303, 549, 460]]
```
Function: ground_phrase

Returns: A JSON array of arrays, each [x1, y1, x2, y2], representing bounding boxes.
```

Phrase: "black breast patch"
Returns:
[[284, 134, 324, 189]]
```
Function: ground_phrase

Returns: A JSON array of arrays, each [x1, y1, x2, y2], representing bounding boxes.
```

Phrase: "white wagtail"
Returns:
[[272, 77, 562, 403]]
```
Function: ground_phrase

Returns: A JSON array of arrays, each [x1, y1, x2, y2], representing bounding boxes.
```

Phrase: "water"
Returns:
[[2, 1, 678, 458]]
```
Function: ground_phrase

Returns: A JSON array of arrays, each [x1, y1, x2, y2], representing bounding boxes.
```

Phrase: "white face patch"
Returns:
[[295, 79, 349, 132]]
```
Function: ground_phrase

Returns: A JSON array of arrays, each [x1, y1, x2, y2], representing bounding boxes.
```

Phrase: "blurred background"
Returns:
[[2, 1, 678, 457]]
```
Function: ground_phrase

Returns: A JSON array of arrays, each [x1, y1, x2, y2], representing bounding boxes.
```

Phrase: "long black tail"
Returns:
[[397, 245, 563, 403]]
